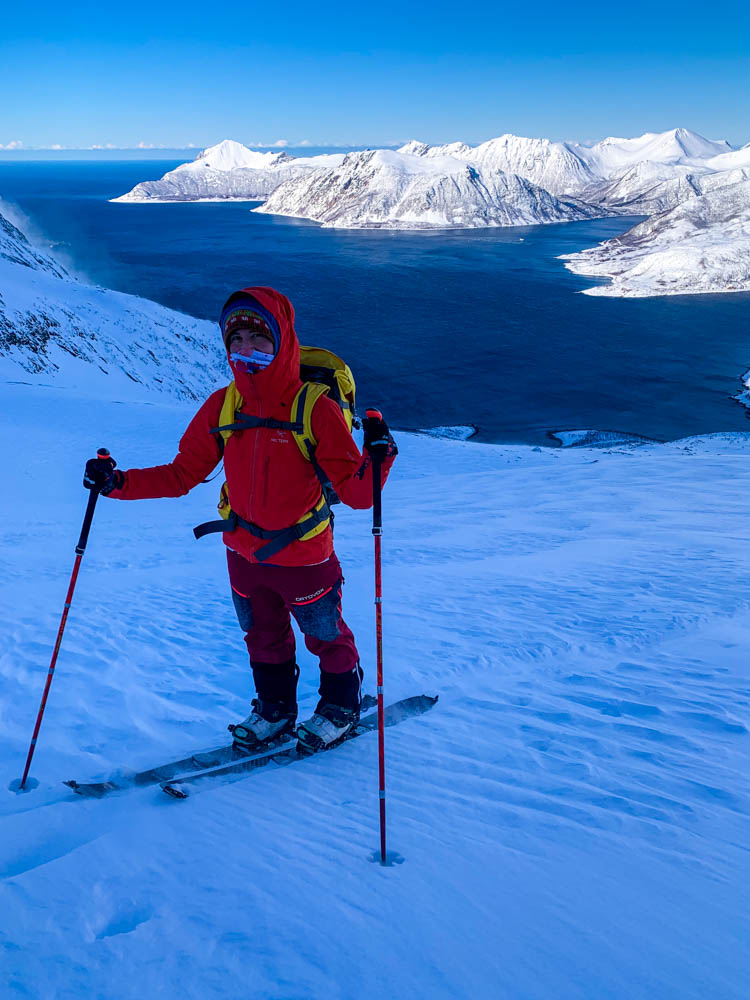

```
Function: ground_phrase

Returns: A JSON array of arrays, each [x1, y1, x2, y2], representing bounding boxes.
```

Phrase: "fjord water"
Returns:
[[3, 158, 750, 444]]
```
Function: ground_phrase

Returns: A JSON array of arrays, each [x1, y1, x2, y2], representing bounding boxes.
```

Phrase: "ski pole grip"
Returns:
[[364, 412, 384, 532], [76, 447, 109, 554], [371, 454, 383, 534]]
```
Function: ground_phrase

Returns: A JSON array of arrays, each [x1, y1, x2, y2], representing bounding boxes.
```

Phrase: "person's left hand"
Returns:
[[83, 452, 124, 494], [363, 410, 397, 462]]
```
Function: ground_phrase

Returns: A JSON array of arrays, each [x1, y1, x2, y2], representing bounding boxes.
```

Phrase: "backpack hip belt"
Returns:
[[194, 493, 331, 563]]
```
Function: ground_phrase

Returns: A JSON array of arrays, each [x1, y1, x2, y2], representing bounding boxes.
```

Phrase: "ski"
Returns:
[[64, 694, 378, 798], [161, 694, 438, 799]]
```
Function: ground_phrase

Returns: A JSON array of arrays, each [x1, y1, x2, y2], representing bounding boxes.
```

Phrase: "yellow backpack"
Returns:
[[193, 347, 357, 562]]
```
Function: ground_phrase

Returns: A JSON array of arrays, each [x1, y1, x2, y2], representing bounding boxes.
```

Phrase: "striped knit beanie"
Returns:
[[219, 294, 280, 353]]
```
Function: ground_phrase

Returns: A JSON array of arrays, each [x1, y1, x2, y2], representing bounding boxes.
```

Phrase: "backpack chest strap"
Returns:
[[211, 412, 304, 435]]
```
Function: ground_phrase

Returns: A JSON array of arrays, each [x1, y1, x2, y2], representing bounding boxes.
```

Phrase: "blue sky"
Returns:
[[3, 0, 749, 150]]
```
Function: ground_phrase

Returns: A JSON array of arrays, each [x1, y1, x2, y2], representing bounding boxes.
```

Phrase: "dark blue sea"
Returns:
[[2, 158, 750, 444]]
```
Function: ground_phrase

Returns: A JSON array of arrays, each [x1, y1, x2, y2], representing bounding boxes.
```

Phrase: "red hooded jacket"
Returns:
[[109, 287, 395, 566]]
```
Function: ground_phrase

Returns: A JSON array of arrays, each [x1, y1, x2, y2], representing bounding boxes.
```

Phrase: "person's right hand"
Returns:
[[83, 450, 124, 495]]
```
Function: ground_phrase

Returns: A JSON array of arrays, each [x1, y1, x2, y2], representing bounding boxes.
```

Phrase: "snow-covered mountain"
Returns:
[[252, 148, 603, 229], [113, 139, 345, 203], [578, 161, 750, 217], [574, 127, 732, 176], [109, 130, 750, 296], [559, 177, 750, 297], [0, 207, 225, 398], [404, 134, 598, 196]]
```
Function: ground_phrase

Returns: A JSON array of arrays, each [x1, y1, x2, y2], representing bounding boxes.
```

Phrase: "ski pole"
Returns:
[[365, 409, 387, 864], [19, 448, 110, 790]]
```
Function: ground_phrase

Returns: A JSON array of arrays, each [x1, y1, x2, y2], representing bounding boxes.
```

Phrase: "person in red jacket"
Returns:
[[84, 287, 397, 752]]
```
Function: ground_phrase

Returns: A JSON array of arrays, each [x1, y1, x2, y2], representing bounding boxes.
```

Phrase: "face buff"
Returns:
[[230, 349, 276, 375]]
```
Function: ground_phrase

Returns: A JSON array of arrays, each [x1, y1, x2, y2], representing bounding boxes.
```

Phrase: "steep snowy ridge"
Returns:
[[420, 134, 598, 195], [0, 207, 225, 399], [253, 148, 603, 229], [560, 177, 750, 297]]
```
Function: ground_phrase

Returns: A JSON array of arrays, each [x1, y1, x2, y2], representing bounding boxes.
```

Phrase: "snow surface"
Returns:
[[2, 365, 750, 998], [560, 178, 750, 297]]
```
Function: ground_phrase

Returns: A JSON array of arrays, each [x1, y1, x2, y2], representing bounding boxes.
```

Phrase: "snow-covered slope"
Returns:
[[706, 142, 750, 171], [560, 178, 750, 297], [579, 161, 750, 216], [253, 148, 602, 229], [575, 127, 732, 176], [2, 374, 750, 998], [113, 140, 345, 203], [411, 134, 598, 195], [0, 207, 225, 399], [400, 128, 733, 198]]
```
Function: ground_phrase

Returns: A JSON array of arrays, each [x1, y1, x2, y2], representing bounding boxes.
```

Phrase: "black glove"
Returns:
[[83, 450, 124, 495], [363, 409, 397, 463]]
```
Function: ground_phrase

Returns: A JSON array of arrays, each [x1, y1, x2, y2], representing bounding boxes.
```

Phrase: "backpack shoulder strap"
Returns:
[[290, 381, 330, 462], [215, 382, 244, 446]]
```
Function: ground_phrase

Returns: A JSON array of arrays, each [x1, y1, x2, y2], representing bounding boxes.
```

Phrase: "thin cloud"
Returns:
[[0, 140, 24, 150]]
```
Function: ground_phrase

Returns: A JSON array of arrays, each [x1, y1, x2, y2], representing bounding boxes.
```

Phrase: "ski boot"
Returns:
[[229, 699, 297, 752], [296, 702, 360, 754]]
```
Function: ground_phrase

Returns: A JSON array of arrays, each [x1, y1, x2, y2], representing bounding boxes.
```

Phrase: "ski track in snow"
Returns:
[[1, 383, 750, 998]]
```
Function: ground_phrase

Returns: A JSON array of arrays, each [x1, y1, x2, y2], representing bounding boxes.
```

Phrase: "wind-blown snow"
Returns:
[[0, 208, 225, 399], [252, 148, 602, 229], [1, 371, 750, 998], [560, 178, 750, 297]]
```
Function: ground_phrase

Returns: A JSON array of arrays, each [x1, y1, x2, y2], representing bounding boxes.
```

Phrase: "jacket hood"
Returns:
[[220, 286, 302, 407]]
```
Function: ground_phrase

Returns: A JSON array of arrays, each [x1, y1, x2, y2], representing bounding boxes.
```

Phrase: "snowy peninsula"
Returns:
[[112, 139, 345, 203], [253, 148, 602, 229], [561, 177, 750, 297], [112, 130, 750, 296]]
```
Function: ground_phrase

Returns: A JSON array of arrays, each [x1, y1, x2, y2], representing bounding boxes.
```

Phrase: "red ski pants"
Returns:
[[226, 549, 360, 674]]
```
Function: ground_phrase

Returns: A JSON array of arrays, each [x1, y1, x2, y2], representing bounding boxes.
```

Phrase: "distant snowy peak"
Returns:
[[113, 140, 346, 203], [397, 140, 431, 156], [181, 139, 291, 173], [253, 148, 603, 229], [560, 177, 750, 297], [0, 208, 225, 398], [577, 128, 732, 176]]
